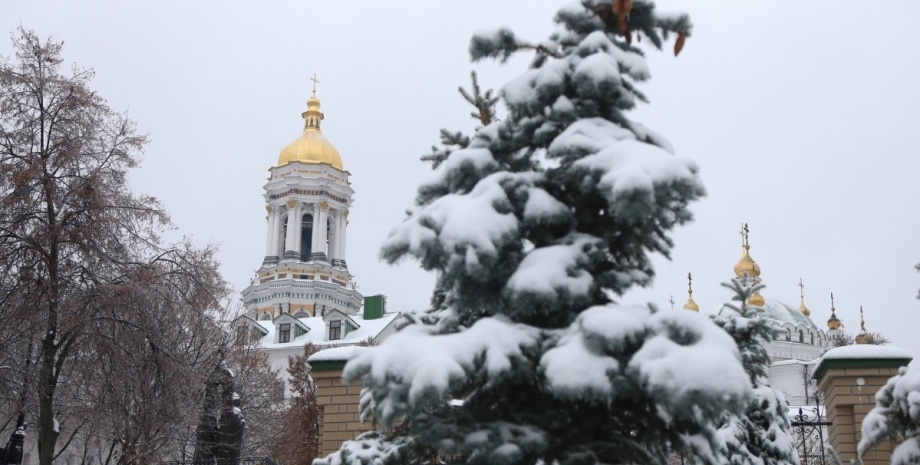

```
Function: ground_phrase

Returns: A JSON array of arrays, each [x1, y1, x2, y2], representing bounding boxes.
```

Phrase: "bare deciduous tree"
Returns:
[[0, 28, 230, 465], [269, 344, 321, 465]]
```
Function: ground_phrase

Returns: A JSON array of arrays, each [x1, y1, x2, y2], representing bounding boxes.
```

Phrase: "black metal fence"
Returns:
[[791, 406, 832, 465]]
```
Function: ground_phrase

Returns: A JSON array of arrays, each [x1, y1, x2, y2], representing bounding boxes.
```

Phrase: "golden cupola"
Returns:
[[826, 292, 842, 330], [855, 306, 871, 344], [683, 272, 700, 312], [735, 223, 764, 306], [797, 278, 810, 317], [277, 83, 344, 171], [734, 238, 761, 279]]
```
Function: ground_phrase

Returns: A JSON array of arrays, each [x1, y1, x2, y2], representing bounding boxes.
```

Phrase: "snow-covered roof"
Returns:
[[814, 344, 913, 381], [820, 344, 913, 362], [254, 312, 401, 349], [715, 298, 821, 332], [308, 345, 368, 363]]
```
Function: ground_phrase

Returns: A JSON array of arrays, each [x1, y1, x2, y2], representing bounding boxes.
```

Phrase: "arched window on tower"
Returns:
[[811, 333, 814, 345], [300, 214, 313, 261], [786, 328, 791, 341], [799, 330, 804, 343]]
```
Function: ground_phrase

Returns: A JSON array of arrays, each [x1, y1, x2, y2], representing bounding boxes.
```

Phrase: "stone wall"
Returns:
[[813, 346, 912, 464], [309, 346, 378, 458]]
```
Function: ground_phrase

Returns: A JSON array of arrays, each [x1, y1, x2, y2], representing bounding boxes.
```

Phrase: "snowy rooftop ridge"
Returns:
[[814, 344, 913, 381], [820, 345, 913, 361], [309, 345, 368, 363]]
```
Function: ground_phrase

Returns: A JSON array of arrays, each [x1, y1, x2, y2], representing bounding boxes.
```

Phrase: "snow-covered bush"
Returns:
[[316, 2, 751, 464], [859, 364, 920, 465]]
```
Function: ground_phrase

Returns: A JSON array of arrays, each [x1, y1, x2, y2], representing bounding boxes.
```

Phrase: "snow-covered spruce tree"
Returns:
[[858, 364, 920, 465], [710, 278, 798, 465], [317, 2, 751, 464]]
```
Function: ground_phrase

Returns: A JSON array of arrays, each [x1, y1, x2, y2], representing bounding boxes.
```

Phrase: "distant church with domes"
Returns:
[[234, 81, 401, 385], [682, 224, 852, 406]]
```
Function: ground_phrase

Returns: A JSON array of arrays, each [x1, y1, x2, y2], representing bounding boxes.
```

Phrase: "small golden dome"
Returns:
[[277, 92, 344, 171], [799, 301, 810, 317], [855, 306, 870, 344], [827, 314, 841, 330], [734, 245, 761, 278], [734, 224, 761, 279], [683, 272, 699, 312], [748, 291, 765, 307], [797, 278, 810, 317], [827, 292, 841, 329]]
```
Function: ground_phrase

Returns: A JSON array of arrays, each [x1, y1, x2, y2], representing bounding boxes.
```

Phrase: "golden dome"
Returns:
[[277, 92, 344, 170], [734, 245, 761, 278], [748, 292, 765, 307], [683, 272, 700, 312], [827, 313, 841, 330], [827, 292, 841, 329], [798, 278, 810, 317], [855, 306, 870, 344], [799, 300, 810, 317], [734, 224, 761, 279]]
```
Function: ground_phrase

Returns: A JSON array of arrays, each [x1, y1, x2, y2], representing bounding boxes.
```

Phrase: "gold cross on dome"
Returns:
[[798, 278, 805, 299], [668, 295, 675, 311], [311, 73, 320, 95]]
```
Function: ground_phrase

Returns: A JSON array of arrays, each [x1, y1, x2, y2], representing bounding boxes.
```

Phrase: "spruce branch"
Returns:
[[421, 71, 498, 169]]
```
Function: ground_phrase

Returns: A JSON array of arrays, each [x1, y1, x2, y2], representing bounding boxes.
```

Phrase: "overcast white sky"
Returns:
[[3, 1, 919, 357]]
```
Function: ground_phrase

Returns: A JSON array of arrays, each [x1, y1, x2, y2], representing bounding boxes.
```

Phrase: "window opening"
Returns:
[[329, 320, 341, 340], [279, 323, 291, 343]]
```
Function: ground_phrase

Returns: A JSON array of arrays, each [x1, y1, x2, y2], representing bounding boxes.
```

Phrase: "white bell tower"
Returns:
[[242, 80, 363, 320]]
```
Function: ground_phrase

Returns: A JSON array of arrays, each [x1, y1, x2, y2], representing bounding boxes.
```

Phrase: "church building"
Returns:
[[683, 225, 843, 406], [234, 85, 401, 382]]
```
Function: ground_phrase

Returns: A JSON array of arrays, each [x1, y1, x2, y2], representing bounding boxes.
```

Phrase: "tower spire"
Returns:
[[311, 72, 320, 96], [855, 305, 871, 344], [683, 272, 700, 312], [733, 223, 764, 306], [302, 77, 325, 131], [798, 278, 810, 317], [827, 292, 842, 330]]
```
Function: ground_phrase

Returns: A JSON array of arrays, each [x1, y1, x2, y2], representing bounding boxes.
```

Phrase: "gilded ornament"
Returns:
[[287, 198, 297, 208], [320, 200, 329, 211]]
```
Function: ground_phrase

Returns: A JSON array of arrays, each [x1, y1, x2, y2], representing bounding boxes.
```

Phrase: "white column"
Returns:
[[284, 202, 298, 257], [311, 202, 321, 255], [328, 210, 339, 261], [292, 203, 302, 257], [272, 210, 283, 257], [317, 201, 329, 258], [339, 210, 347, 261], [264, 206, 275, 257]]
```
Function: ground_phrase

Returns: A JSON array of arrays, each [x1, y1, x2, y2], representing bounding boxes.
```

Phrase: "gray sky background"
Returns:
[[3, 1, 919, 357]]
